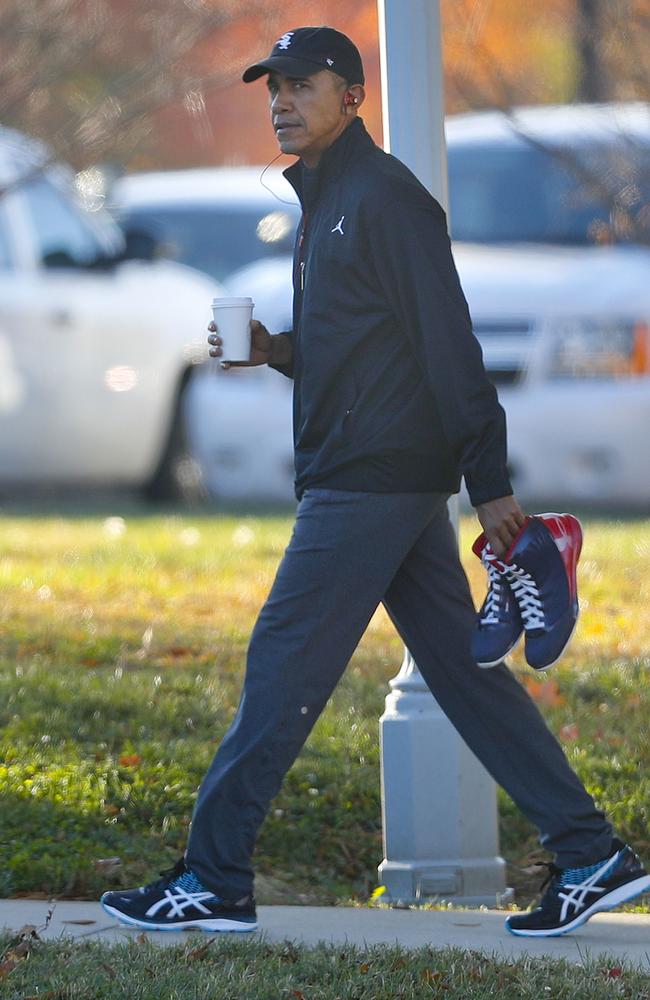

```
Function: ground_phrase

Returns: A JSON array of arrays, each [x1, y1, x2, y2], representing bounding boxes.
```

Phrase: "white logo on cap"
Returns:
[[326, 58, 334, 66], [277, 32, 294, 50]]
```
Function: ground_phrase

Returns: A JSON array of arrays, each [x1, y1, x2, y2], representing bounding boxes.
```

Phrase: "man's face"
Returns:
[[267, 69, 349, 168]]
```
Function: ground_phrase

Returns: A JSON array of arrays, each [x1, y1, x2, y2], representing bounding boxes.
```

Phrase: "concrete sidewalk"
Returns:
[[2, 900, 650, 965]]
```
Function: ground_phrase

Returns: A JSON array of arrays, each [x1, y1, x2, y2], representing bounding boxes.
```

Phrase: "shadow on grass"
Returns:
[[0, 487, 295, 521]]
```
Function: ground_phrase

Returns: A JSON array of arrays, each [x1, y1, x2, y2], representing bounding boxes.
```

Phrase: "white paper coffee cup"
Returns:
[[211, 296, 254, 363]]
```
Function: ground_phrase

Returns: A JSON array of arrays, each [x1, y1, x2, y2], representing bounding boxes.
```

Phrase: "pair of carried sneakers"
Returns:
[[472, 512, 583, 670]]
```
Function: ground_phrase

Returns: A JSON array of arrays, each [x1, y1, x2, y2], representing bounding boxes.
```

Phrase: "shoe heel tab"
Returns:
[[472, 532, 488, 558]]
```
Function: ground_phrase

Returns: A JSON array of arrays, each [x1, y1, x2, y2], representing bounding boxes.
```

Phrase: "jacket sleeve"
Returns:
[[368, 195, 512, 506]]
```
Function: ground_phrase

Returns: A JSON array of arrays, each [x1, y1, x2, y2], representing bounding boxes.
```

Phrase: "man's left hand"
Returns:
[[475, 495, 527, 559]]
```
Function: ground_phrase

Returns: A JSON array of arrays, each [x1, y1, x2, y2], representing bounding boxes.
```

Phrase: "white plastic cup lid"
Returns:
[[211, 296, 254, 307]]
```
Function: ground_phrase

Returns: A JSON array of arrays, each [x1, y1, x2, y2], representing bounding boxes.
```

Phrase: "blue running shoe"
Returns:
[[506, 839, 650, 937], [101, 858, 257, 932], [503, 513, 582, 670], [471, 532, 523, 667]]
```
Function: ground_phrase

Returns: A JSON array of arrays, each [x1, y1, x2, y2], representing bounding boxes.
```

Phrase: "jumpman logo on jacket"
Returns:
[[331, 215, 345, 235]]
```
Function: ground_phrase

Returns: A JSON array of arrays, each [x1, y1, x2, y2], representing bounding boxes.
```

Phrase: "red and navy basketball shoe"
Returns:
[[504, 513, 582, 670], [101, 858, 257, 933], [471, 512, 582, 670], [471, 532, 524, 667]]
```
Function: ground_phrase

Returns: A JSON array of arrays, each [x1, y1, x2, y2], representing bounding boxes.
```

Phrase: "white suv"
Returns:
[[0, 126, 223, 499], [215, 103, 650, 507], [111, 167, 301, 285]]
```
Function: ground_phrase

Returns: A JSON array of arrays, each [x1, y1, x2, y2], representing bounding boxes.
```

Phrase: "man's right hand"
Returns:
[[208, 319, 273, 368]]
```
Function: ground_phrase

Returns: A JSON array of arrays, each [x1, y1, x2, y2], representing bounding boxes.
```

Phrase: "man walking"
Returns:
[[102, 27, 649, 938]]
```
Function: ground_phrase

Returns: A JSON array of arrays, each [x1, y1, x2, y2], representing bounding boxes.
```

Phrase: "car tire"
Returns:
[[144, 369, 207, 504]]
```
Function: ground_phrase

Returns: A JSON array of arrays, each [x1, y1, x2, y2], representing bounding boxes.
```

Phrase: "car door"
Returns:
[[0, 189, 61, 481], [0, 174, 156, 483]]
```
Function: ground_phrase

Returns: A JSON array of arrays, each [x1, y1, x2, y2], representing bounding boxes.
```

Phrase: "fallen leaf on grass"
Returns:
[[119, 753, 141, 767], [280, 942, 299, 964], [0, 925, 39, 979], [92, 857, 122, 874], [602, 966, 623, 979], [421, 969, 446, 985], [523, 677, 565, 707], [16, 924, 38, 937], [186, 939, 217, 961], [521, 864, 546, 876], [559, 723, 580, 742]]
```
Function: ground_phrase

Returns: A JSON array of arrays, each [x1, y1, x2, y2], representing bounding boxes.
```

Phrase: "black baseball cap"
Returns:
[[243, 26, 365, 85]]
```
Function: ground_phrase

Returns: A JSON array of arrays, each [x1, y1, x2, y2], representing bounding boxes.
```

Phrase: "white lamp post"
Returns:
[[376, 0, 508, 906]]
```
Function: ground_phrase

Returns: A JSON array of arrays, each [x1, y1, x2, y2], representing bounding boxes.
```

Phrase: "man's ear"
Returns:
[[345, 84, 365, 112]]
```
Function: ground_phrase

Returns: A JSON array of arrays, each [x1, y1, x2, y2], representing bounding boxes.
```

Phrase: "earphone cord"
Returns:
[[259, 152, 298, 205]]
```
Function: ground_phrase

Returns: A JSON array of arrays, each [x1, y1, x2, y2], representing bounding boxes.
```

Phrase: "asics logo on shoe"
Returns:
[[555, 856, 615, 923], [145, 887, 217, 919]]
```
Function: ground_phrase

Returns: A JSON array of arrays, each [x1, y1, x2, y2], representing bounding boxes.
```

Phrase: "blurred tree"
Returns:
[[0, 0, 276, 172], [0, 0, 647, 173], [576, 0, 608, 101], [0, 0, 382, 170]]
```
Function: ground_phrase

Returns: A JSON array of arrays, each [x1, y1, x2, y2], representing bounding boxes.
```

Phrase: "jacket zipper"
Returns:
[[298, 213, 308, 291]]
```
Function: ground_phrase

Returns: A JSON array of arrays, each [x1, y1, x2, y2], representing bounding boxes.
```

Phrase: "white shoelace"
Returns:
[[506, 565, 545, 630], [480, 555, 506, 625]]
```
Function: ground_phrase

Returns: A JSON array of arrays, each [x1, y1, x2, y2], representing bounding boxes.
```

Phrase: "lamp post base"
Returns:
[[378, 857, 512, 908]]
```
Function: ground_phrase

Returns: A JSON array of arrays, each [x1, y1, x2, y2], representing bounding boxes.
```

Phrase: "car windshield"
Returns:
[[448, 138, 650, 245], [118, 204, 300, 282]]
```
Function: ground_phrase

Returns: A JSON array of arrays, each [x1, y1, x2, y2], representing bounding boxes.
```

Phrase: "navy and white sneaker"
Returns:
[[471, 532, 523, 667], [101, 858, 258, 933], [506, 839, 650, 937], [502, 513, 583, 670]]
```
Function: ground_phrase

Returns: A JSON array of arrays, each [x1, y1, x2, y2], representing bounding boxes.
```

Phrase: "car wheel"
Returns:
[[144, 369, 207, 504]]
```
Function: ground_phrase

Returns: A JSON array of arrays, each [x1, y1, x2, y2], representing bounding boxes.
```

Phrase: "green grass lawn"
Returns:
[[0, 503, 649, 909], [2, 932, 650, 1000]]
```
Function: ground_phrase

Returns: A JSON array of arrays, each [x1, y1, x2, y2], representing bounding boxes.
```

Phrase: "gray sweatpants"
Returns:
[[186, 489, 612, 898]]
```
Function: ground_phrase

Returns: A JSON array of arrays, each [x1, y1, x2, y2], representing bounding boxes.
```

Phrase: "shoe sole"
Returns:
[[475, 632, 523, 669], [101, 900, 258, 933], [505, 874, 650, 937]]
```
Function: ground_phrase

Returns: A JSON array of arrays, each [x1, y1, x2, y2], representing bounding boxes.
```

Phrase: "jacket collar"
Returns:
[[283, 118, 375, 211]]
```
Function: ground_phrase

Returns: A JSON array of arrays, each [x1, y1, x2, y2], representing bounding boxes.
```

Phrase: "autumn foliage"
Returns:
[[0, 0, 648, 174]]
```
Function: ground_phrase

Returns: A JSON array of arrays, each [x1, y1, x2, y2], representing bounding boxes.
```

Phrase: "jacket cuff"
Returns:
[[466, 469, 513, 507], [268, 332, 294, 379]]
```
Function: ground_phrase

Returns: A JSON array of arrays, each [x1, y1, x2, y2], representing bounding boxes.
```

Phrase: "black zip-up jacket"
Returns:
[[272, 118, 512, 507]]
